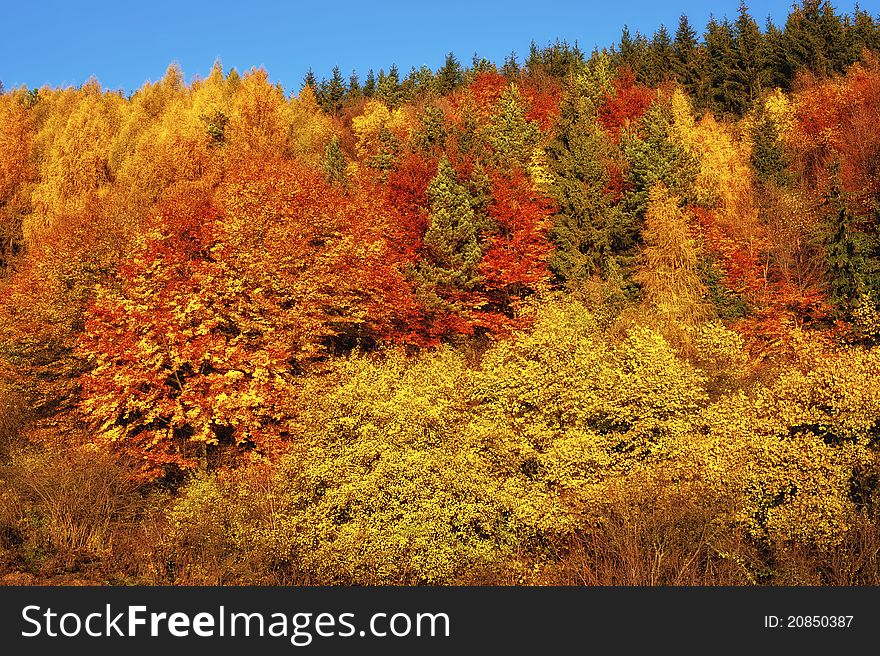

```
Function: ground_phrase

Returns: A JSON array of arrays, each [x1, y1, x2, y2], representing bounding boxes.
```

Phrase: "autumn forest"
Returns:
[[2, 1, 880, 585]]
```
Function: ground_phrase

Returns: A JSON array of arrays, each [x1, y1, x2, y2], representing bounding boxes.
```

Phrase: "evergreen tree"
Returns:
[[546, 90, 625, 280], [763, 18, 790, 89], [325, 65, 346, 114], [486, 85, 542, 167], [646, 25, 675, 86], [470, 53, 495, 77], [377, 65, 403, 108], [322, 136, 348, 187], [409, 65, 438, 97], [704, 17, 739, 115], [782, 0, 848, 81], [824, 166, 880, 318], [348, 71, 361, 100], [617, 26, 649, 80], [673, 15, 701, 98], [826, 172, 865, 315], [363, 69, 377, 97], [302, 68, 318, 92], [437, 52, 464, 95], [413, 104, 447, 155], [846, 5, 880, 61], [750, 115, 789, 186], [501, 51, 520, 79], [410, 157, 488, 307], [621, 100, 699, 226], [732, 2, 767, 114]]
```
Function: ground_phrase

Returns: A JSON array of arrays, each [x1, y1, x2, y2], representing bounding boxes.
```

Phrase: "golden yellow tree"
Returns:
[[635, 183, 709, 328]]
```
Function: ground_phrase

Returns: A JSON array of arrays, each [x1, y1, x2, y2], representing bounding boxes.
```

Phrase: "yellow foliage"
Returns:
[[27, 81, 124, 241], [672, 92, 758, 234], [351, 100, 414, 160], [288, 85, 337, 167]]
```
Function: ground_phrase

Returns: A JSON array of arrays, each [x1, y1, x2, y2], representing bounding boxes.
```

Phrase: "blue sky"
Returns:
[[0, 1, 869, 95]]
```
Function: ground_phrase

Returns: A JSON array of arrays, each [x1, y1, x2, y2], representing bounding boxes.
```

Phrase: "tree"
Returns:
[[823, 171, 879, 317], [323, 65, 346, 114], [486, 84, 542, 168], [322, 135, 347, 186], [731, 2, 767, 114], [673, 14, 701, 98], [501, 51, 520, 79], [363, 69, 376, 97], [704, 17, 739, 115], [409, 157, 488, 327], [437, 52, 464, 95], [635, 183, 710, 327], [621, 98, 699, 227], [377, 65, 403, 108], [646, 24, 674, 86], [546, 87, 625, 280], [302, 69, 318, 92]]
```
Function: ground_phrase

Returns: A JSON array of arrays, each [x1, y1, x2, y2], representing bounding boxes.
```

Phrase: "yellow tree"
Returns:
[[28, 80, 123, 242], [635, 183, 710, 329], [0, 88, 35, 271], [287, 85, 337, 169], [227, 67, 292, 161]]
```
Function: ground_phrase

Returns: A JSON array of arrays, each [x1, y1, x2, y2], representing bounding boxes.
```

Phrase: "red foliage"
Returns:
[[520, 78, 562, 132], [694, 206, 830, 356], [474, 170, 554, 332], [597, 68, 655, 141], [793, 56, 880, 215], [467, 72, 508, 118], [384, 152, 436, 257]]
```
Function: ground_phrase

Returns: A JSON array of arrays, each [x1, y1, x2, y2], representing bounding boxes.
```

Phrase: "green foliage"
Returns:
[[486, 85, 542, 167], [321, 136, 347, 186], [545, 85, 624, 281], [750, 115, 789, 185], [409, 158, 489, 309], [620, 100, 699, 225]]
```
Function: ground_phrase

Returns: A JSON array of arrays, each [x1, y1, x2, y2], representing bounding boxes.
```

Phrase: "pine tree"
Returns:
[[621, 100, 699, 226], [825, 173, 865, 315], [646, 25, 674, 86], [377, 65, 403, 108], [486, 85, 542, 167], [437, 52, 464, 95], [732, 2, 767, 114], [704, 17, 738, 115], [322, 136, 347, 187], [410, 157, 488, 309], [501, 51, 520, 79], [325, 65, 346, 114], [846, 5, 880, 59], [545, 89, 624, 280], [348, 71, 361, 100], [763, 18, 790, 89], [673, 15, 701, 98], [617, 26, 648, 80], [302, 68, 318, 92], [751, 115, 788, 186], [782, 0, 848, 80], [363, 69, 377, 97]]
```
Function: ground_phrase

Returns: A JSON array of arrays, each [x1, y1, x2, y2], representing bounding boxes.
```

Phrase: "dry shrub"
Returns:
[[537, 473, 758, 586], [3, 437, 143, 572]]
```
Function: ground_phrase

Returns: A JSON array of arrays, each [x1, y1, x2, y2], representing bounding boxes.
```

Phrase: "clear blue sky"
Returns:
[[0, 0, 869, 95]]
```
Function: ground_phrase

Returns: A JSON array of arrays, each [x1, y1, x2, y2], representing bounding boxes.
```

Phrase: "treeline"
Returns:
[[0, 1, 879, 585], [306, 0, 880, 117]]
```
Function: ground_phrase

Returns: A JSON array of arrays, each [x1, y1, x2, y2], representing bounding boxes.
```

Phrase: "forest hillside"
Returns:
[[2, 0, 880, 584]]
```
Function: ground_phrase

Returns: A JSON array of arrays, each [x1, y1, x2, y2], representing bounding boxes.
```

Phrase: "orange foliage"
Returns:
[[792, 56, 880, 214], [597, 68, 655, 140]]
